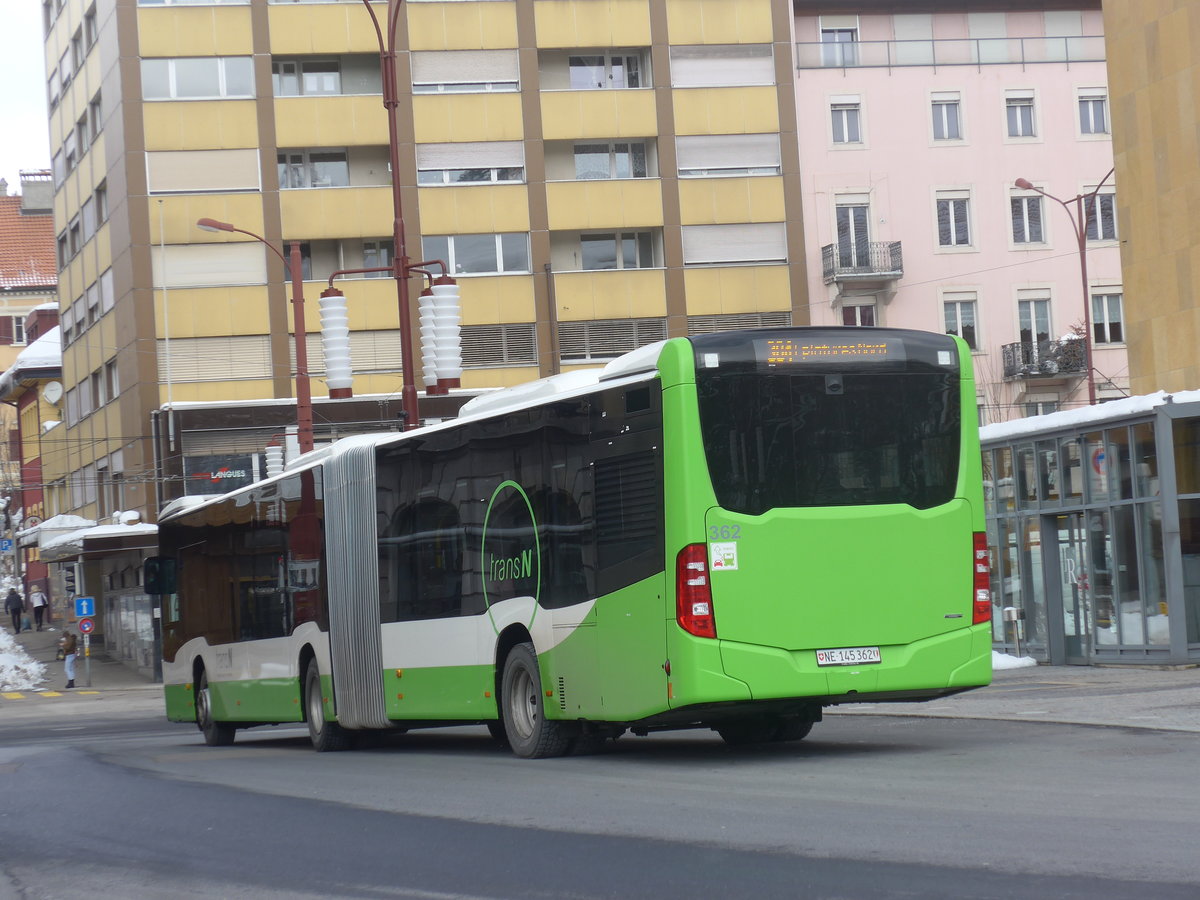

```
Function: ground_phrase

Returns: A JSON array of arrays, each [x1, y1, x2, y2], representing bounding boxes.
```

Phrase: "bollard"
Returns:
[[1002, 606, 1026, 658]]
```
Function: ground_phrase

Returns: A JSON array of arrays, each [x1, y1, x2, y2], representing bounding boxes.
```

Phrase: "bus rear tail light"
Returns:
[[676, 544, 717, 638], [973, 532, 992, 625]]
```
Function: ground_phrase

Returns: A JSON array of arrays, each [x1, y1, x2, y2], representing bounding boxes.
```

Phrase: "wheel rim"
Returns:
[[507, 665, 537, 740], [198, 685, 212, 730], [307, 673, 324, 734]]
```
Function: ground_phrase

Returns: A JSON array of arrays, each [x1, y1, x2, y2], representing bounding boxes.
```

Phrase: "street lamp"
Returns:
[[195, 217, 314, 454], [1012, 168, 1115, 406]]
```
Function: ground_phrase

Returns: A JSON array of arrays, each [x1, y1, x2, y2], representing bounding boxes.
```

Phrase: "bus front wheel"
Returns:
[[196, 672, 235, 747], [500, 642, 571, 759], [304, 661, 351, 752]]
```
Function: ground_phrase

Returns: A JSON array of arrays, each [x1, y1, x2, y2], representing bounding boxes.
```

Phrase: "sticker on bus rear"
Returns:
[[710, 542, 738, 570]]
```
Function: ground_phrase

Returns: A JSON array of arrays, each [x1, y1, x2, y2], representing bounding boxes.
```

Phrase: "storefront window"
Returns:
[[1177, 499, 1200, 643], [1037, 439, 1059, 503], [1132, 422, 1158, 499], [1089, 510, 1115, 644], [1172, 418, 1200, 496], [1139, 502, 1168, 644], [1083, 430, 1106, 502], [1061, 439, 1083, 502], [995, 446, 1014, 513], [1020, 517, 1046, 647], [982, 451, 996, 517], [1016, 445, 1037, 508], [1106, 427, 1133, 500]]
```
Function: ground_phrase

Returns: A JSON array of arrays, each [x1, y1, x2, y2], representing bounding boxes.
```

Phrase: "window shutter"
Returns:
[[411, 50, 519, 84], [676, 134, 780, 171], [669, 44, 774, 87], [416, 142, 524, 169]]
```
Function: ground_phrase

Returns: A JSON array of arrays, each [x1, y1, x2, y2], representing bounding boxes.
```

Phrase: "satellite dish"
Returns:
[[42, 381, 63, 405]]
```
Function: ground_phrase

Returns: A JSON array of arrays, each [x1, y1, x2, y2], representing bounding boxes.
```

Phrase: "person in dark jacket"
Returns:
[[5, 589, 23, 634]]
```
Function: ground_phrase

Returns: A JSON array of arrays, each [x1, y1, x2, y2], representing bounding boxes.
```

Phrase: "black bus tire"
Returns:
[[197, 671, 235, 747], [500, 642, 571, 759], [305, 661, 351, 752]]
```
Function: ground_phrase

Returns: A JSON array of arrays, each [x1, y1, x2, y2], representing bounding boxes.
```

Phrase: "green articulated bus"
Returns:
[[154, 326, 992, 757]]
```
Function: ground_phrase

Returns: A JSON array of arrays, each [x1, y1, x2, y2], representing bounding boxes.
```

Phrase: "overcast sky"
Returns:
[[0, 2, 53, 193]]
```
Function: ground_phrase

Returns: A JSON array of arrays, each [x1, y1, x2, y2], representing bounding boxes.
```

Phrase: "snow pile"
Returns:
[[992, 650, 1038, 670], [0, 629, 48, 691]]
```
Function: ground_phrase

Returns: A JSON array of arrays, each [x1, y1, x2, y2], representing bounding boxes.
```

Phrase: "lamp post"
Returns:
[[196, 217, 314, 454], [1012, 168, 1115, 406]]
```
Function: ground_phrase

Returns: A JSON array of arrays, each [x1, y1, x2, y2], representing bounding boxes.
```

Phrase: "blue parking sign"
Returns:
[[74, 596, 95, 618]]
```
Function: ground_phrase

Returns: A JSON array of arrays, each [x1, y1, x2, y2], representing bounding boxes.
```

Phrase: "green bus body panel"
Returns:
[[705, 501, 976, 650], [214, 677, 304, 723], [384, 665, 495, 720], [164, 683, 194, 723]]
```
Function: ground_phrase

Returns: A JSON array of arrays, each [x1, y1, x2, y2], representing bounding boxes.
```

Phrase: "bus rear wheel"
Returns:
[[500, 642, 571, 759], [196, 672, 235, 747], [305, 661, 351, 752]]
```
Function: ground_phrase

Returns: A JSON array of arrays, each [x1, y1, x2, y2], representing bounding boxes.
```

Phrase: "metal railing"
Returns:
[[797, 36, 1105, 70], [821, 241, 903, 284], [1001, 339, 1087, 378]]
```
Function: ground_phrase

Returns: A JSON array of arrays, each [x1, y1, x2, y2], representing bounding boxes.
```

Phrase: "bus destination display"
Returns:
[[757, 337, 904, 366]]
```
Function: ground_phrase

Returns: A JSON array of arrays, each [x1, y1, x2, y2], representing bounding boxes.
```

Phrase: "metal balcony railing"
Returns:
[[1002, 339, 1087, 379], [796, 36, 1105, 70], [821, 241, 903, 284]]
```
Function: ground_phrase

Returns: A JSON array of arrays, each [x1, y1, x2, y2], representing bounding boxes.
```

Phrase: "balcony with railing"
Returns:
[[821, 241, 903, 284], [796, 36, 1105, 70], [1002, 339, 1086, 379]]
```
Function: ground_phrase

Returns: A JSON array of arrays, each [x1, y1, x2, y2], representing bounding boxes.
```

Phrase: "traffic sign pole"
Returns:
[[83, 633, 91, 687]]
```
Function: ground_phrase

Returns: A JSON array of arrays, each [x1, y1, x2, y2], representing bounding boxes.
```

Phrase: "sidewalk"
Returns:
[[0, 621, 162, 720]]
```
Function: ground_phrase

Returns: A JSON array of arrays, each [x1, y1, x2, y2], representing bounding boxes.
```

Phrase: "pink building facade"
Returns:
[[793, 4, 1124, 424]]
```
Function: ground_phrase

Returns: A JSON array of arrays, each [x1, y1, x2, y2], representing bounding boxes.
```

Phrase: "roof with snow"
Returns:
[[0, 325, 61, 400], [980, 388, 1200, 444], [0, 193, 56, 291]]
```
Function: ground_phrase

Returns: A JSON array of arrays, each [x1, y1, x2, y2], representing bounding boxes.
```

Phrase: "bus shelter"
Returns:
[[981, 390, 1200, 665]]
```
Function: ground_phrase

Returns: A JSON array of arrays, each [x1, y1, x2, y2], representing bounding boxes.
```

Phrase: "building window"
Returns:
[[821, 27, 858, 67], [558, 318, 666, 362], [835, 202, 870, 268], [831, 101, 862, 144], [1019, 295, 1051, 345], [71, 29, 84, 73], [574, 142, 648, 180], [1011, 195, 1044, 243], [141, 57, 255, 100], [568, 53, 643, 89], [412, 50, 519, 93], [48, 70, 60, 111], [1024, 400, 1059, 417], [675, 133, 780, 177], [842, 304, 875, 326], [1092, 292, 1124, 344], [943, 294, 978, 350], [681, 222, 787, 266], [277, 149, 349, 188], [580, 232, 655, 270], [361, 240, 391, 278], [272, 59, 340, 96], [104, 359, 119, 400], [460, 323, 537, 367], [84, 5, 97, 49], [416, 141, 524, 185], [81, 197, 95, 243], [932, 93, 961, 140], [1078, 90, 1108, 135], [421, 233, 530, 275], [1085, 192, 1117, 241], [0, 316, 26, 346], [88, 92, 102, 141], [669, 44, 773, 88], [936, 193, 970, 247], [1006, 94, 1035, 137]]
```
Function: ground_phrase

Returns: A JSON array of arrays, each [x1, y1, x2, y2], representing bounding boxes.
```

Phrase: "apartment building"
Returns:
[[793, 1, 1125, 424], [41, 0, 807, 530]]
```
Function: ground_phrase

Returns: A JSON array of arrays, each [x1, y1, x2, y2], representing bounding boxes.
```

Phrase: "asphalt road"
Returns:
[[1, 712, 1197, 900]]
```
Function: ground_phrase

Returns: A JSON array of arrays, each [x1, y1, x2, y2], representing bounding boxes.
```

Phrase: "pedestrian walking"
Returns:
[[29, 586, 48, 631], [59, 627, 77, 689], [4, 588, 23, 635]]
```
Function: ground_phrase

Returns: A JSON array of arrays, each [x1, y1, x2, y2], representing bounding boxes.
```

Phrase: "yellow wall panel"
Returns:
[[461, 367, 540, 390], [552, 269, 666, 321], [274, 96, 390, 148], [267, 4, 390, 54], [406, 3, 519, 50], [682, 264, 790, 315], [142, 101, 260, 152], [534, 0, 651, 47], [664, 0, 774, 44], [459, 275, 537, 325], [280, 187, 395, 240], [136, 7, 253, 57], [677, 176, 785, 225], [412, 94, 525, 143], [672, 86, 779, 135], [539, 90, 658, 141], [545, 179, 664, 230], [419, 185, 531, 234], [155, 193, 267, 246], [159, 287, 273, 339], [333, 279, 399, 331]]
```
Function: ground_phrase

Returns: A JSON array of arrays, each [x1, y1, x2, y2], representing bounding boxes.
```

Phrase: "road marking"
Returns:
[[1, 692, 24, 700]]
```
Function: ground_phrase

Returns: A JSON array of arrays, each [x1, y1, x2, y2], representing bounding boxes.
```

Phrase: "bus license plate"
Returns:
[[816, 647, 881, 666]]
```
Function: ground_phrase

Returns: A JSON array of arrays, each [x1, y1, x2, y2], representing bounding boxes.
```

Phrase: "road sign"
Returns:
[[0, 539, 11, 552], [77, 617, 94, 634], [74, 596, 95, 618]]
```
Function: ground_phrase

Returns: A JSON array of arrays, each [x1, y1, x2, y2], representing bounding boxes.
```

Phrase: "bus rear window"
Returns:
[[692, 330, 962, 514]]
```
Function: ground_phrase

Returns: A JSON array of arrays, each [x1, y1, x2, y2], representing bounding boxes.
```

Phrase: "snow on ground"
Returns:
[[0, 629, 47, 691], [993, 650, 1038, 670]]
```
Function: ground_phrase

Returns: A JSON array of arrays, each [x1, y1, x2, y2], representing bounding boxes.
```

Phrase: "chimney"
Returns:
[[19, 170, 53, 215]]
